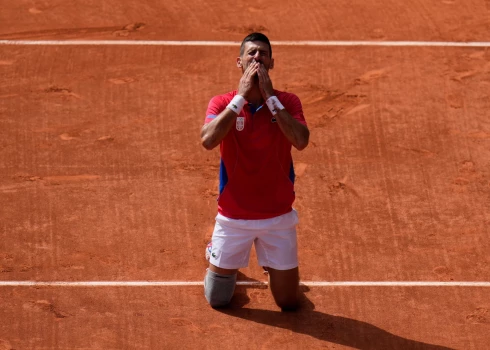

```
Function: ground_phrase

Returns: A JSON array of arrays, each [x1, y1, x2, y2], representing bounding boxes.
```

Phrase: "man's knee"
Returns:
[[276, 297, 300, 311], [204, 270, 237, 308], [272, 284, 300, 311]]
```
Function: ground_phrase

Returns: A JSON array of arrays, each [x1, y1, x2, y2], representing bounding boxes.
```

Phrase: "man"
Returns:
[[200, 33, 309, 310]]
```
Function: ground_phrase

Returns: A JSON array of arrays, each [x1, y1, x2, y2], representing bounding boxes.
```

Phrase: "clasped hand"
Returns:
[[237, 61, 274, 101]]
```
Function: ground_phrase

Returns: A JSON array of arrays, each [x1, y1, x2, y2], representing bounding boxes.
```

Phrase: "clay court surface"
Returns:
[[0, 1, 489, 349]]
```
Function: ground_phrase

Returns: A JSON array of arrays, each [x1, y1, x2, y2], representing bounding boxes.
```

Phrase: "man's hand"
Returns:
[[257, 64, 275, 100], [237, 61, 260, 99]]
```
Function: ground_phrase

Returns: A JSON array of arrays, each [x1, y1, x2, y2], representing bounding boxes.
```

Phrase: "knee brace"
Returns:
[[204, 270, 237, 308]]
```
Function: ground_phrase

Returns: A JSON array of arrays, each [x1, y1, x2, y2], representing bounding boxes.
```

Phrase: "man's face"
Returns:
[[237, 40, 274, 73]]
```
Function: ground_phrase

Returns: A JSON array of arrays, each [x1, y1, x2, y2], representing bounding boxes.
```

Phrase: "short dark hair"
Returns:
[[239, 32, 272, 58]]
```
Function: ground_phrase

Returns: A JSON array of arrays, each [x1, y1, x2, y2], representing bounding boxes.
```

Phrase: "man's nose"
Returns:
[[253, 52, 261, 62]]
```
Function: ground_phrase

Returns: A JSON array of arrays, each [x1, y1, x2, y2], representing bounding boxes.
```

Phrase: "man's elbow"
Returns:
[[201, 135, 217, 150], [201, 138, 213, 150], [295, 140, 308, 151], [295, 131, 310, 151], [200, 127, 214, 150]]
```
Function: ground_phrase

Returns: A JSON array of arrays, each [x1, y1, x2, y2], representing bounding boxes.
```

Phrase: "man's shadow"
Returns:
[[221, 272, 453, 350]]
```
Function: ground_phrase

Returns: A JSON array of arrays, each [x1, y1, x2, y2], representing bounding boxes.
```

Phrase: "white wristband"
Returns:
[[266, 96, 285, 116], [226, 95, 246, 114]]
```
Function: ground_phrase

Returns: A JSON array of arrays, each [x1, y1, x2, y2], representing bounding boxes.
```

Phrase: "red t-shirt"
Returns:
[[204, 90, 307, 219]]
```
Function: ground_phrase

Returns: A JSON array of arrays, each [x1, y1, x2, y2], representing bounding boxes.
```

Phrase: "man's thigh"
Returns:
[[208, 264, 238, 275]]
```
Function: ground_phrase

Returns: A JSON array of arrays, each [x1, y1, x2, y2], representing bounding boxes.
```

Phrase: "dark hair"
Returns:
[[239, 32, 272, 58]]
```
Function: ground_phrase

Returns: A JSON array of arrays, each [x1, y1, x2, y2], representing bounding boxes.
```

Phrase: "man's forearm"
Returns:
[[275, 109, 310, 150], [200, 109, 237, 150]]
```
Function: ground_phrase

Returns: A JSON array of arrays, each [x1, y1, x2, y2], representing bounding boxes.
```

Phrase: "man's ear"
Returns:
[[236, 57, 242, 68], [270, 58, 274, 70]]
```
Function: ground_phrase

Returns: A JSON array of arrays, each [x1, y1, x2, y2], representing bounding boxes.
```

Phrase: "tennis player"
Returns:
[[200, 32, 309, 310]]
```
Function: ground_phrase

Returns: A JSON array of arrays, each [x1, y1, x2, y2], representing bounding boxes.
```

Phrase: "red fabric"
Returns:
[[205, 90, 306, 219]]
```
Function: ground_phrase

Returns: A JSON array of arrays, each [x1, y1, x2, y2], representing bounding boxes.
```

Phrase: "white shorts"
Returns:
[[208, 209, 299, 270]]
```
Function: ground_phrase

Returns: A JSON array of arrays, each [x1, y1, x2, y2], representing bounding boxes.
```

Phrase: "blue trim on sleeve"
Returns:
[[289, 161, 295, 184], [219, 159, 228, 195], [206, 114, 217, 119]]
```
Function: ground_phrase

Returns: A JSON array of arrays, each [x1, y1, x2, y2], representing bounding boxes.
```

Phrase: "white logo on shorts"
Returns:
[[236, 116, 245, 131]]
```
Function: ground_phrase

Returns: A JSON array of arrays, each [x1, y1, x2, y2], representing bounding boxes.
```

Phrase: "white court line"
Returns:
[[0, 281, 489, 287], [1, 40, 490, 47]]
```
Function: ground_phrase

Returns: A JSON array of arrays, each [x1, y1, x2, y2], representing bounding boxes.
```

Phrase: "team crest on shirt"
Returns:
[[236, 116, 245, 131]]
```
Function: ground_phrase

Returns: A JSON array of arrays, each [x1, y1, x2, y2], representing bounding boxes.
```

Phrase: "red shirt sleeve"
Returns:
[[204, 95, 227, 125], [281, 93, 307, 126]]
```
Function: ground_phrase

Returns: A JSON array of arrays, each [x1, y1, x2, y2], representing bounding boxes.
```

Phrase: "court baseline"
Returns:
[[1, 281, 489, 287], [1, 40, 490, 47]]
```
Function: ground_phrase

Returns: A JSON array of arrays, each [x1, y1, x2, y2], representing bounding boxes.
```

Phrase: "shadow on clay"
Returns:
[[221, 273, 454, 350]]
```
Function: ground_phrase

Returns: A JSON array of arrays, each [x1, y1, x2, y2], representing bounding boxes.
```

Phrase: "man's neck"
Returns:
[[246, 86, 264, 108]]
